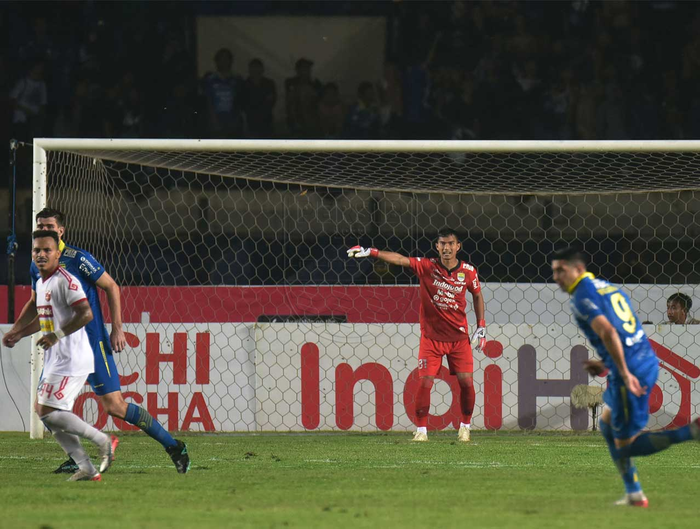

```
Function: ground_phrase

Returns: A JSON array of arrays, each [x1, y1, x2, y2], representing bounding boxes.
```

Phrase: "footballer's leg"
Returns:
[[413, 375, 433, 442], [450, 341, 475, 442], [614, 364, 697, 457], [412, 337, 442, 441], [37, 375, 106, 481], [600, 380, 649, 507], [92, 341, 190, 473]]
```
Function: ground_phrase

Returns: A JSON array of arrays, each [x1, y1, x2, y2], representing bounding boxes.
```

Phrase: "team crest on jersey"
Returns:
[[45, 291, 51, 301], [457, 272, 465, 282]]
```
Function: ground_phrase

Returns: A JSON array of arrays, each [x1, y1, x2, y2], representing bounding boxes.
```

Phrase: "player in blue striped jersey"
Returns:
[[3, 208, 190, 474], [552, 247, 699, 507]]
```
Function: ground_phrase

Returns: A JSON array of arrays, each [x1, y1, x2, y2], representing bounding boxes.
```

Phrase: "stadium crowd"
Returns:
[[8, 1, 700, 143]]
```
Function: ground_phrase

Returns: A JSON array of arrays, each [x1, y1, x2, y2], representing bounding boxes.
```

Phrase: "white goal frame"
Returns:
[[30, 138, 700, 438]]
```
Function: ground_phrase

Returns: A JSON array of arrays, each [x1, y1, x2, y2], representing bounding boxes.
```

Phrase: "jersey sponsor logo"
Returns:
[[432, 279, 464, 293], [463, 263, 474, 271], [79, 256, 100, 274], [625, 329, 646, 347], [472, 278, 479, 290], [581, 299, 599, 312], [62, 248, 77, 258], [437, 289, 455, 299], [37, 305, 54, 317]]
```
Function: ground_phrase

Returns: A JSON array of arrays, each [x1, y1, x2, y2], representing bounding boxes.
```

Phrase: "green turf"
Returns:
[[0, 430, 698, 528]]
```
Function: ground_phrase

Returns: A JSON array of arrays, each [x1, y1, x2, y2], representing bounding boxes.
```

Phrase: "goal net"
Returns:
[[31, 139, 700, 437]]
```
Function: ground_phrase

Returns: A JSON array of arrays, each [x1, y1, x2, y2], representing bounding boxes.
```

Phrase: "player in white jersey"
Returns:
[[22, 231, 118, 481]]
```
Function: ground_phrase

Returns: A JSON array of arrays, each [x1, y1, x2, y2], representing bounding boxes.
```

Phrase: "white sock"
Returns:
[[417, 427, 427, 434], [460, 422, 470, 429], [52, 431, 96, 474], [628, 491, 645, 501], [43, 410, 109, 447]]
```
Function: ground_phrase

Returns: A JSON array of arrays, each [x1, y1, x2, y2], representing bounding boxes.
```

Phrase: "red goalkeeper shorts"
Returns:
[[418, 336, 473, 377]]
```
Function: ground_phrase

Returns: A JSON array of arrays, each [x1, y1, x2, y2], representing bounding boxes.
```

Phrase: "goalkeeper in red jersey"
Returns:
[[347, 228, 486, 442]]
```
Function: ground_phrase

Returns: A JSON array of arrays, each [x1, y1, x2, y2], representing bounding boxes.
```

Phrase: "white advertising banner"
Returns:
[[2, 322, 699, 433]]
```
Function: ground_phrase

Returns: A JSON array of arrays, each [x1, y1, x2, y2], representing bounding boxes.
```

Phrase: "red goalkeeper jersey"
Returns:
[[409, 257, 481, 342]]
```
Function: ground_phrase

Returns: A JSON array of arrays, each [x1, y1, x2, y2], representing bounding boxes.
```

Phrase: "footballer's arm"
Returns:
[[590, 315, 645, 397], [375, 251, 411, 268], [1, 291, 40, 348], [471, 290, 485, 324], [37, 301, 93, 350], [95, 272, 127, 352]]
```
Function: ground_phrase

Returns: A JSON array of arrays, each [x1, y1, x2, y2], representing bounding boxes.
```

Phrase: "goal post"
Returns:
[[29, 138, 700, 438]]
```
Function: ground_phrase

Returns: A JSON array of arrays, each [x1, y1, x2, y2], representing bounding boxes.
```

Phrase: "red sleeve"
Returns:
[[467, 266, 482, 294], [409, 257, 432, 278]]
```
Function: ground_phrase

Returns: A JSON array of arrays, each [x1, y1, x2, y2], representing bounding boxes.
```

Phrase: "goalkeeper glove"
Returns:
[[471, 320, 486, 353], [347, 246, 379, 258]]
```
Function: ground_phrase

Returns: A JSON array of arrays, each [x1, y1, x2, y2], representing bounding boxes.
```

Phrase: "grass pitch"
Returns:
[[0, 430, 698, 529]]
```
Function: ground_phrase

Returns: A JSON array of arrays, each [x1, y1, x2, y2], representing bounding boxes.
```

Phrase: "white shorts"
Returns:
[[37, 374, 88, 411]]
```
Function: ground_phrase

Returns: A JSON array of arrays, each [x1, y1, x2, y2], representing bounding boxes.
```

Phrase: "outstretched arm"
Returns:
[[347, 246, 411, 268], [95, 272, 126, 352]]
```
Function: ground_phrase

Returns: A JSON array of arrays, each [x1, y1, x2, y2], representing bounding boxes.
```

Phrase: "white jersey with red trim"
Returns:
[[35, 267, 94, 377]]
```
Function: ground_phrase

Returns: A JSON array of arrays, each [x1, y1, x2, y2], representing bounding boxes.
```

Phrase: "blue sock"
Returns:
[[618, 427, 693, 458], [125, 403, 178, 449], [600, 419, 642, 494]]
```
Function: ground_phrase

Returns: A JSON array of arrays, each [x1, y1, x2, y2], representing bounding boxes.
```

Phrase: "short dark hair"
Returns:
[[437, 228, 460, 241], [668, 293, 692, 311], [551, 246, 587, 266], [215, 48, 233, 62], [36, 208, 65, 226], [357, 81, 374, 97], [32, 229, 60, 248], [249, 58, 263, 68]]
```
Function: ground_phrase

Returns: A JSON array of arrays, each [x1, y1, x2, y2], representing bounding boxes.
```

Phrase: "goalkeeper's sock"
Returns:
[[618, 427, 693, 458], [415, 380, 433, 428], [600, 419, 643, 494], [458, 378, 475, 424], [125, 403, 178, 449]]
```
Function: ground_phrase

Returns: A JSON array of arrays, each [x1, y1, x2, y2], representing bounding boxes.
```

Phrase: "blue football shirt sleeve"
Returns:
[[30, 262, 39, 291], [75, 250, 106, 283], [573, 292, 605, 321]]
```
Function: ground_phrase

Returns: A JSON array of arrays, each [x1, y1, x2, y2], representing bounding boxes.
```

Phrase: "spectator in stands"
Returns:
[[343, 81, 382, 139], [318, 83, 344, 139], [443, 74, 480, 140], [242, 58, 276, 138], [10, 59, 48, 141], [377, 61, 403, 138], [160, 82, 198, 139], [105, 71, 145, 138], [662, 293, 700, 325], [201, 48, 244, 138], [285, 58, 322, 138]]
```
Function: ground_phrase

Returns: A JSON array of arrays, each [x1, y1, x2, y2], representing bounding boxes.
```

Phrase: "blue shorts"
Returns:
[[86, 337, 121, 396], [604, 361, 659, 440]]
